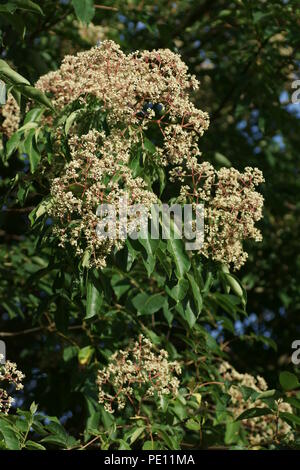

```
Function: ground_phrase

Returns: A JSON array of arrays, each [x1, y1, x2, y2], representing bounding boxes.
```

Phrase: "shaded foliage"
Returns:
[[0, 0, 299, 450]]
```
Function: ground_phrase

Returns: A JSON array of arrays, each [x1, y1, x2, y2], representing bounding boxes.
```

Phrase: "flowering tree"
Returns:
[[0, 0, 299, 451]]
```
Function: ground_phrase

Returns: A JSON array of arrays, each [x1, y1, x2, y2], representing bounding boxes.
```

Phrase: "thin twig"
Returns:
[[0, 324, 82, 337], [94, 4, 118, 11]]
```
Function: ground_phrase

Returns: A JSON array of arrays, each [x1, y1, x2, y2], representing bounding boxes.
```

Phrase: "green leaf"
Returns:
[[212, 292, 241, 316], [184, 301, 197, 329], [6, 131, 21, 158], [86, 280, 103, 319], [29, 198, 52, 224], [24, 106, 44, 124], [0, 420, 21, 450], [162, 303, 173, 326], [30, 402, 38, 415], [279, 412, 300, 426], [185, 419, 200, 431], [0, 4, 16, 13], [63, 346, 78, 362], [13, 0, 44, 15], [214, 152, 231, 167], [16, 121, 38, 133], [71, 0, 95, 24], [279, 371, 299, 391], [133, 293, 165, 315], [78, 345, 95, 366], [25, 440, 46, 450], [84, 395, 101, 441], [143, 440, 157, 450], [65, 110, 80, 134], [118, 439, 131, 450], [166, 278, 189, 302], [187, 273, 203, 314], [144, 137, 156, 154], [157, 167, 166, 196], [219, 9, 231, 18], [16, 84, 53, 109], [256, 335, 277, 351], [142, 294, 165, 315], [132, 292, 148, 312], [285, 397, 300, 410], [156, 429, 178, 450], [176, 301, 196, 329], [0, 59, 30, 86], [253, 11, 271, 24], [15, 418, 28, 433], [0, 79, 6, 104], [129, 426, 145, 444], [220, 265, 246, 307], [111, 277, 131, 300], [138, 235, 158, 276], [10, 86, 21, 106], [42, 421, 77, 449], [225, 421, 240, 444], [235, 407, 273, 421], [156, 248, 172, 279], [167, 237, 190, 279], [255, 389, 276, 400], [81, 249, 91, 269], [24, 129, 41, 173]]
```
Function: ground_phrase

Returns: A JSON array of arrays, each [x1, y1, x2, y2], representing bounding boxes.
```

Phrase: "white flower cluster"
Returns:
[[171, 160, 265, 270], [97, 335, 181, 414], [219, 361, 294, 446], [0, 94, 20, 138], [36, 40, 209, 165], [49, 130, 157, 267], [1, 41, 264, 272], [0, 354, 25, 414], [36, 40, 210, 266]]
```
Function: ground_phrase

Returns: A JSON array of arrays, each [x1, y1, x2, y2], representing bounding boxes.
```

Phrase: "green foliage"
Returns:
[[0, 0, 299, 451], [71, 0, 95, 24], [0, 403, 78, 450], [279, 372, 300, 391]]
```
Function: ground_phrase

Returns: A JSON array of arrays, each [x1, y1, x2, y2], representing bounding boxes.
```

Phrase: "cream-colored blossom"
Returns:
[[0, 94, 20, 137], [49, 130, 157, 267], [0, 355, 25, 414], [219, 361, 294, 446], [36, 40, 209, 165], [97, 335, 181, 413], [171, 162, 264, 270], [34, 41, 262, 270]]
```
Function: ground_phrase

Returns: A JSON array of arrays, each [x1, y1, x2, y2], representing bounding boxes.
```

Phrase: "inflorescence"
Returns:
[[1, 40, 264, 270], [171, 161, 265, 269], [0, 355, 25, 414], [97, 335, 181, 414], [219, 361, 294, 446]]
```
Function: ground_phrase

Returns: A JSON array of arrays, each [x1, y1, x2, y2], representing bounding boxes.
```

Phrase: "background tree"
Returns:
[[0, 0, 299, 450]]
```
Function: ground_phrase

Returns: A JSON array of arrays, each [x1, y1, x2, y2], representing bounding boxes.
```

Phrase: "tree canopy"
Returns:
[[0, 0, 299, 451]]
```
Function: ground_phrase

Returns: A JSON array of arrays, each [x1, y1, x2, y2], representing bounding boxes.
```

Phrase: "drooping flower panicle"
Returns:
[[171, 161, 265, 269]]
